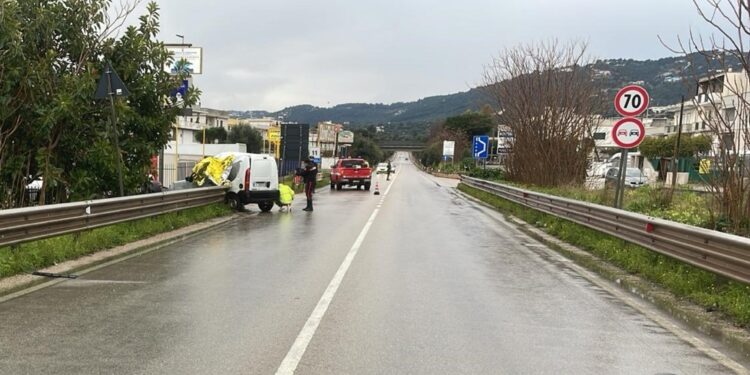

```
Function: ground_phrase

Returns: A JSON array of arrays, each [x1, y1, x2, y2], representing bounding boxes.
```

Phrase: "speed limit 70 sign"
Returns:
[[614, 85, 649, 117]]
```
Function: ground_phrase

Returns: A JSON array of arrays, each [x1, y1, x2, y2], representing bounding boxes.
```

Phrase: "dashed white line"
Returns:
[[275, 171, 399, 375]]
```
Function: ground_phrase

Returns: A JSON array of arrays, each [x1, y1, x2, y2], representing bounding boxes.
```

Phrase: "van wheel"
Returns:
[[258, 202, 274, 212], [226, 194, 242, 211], [336, 183, 342, 191], [364, 183, 371, 191]]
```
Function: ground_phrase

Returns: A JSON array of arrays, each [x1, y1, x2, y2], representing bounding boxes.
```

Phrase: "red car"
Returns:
[[330, 158, 373, 191]]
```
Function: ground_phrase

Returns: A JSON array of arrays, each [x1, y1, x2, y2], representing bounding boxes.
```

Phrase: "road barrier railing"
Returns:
[[460, 176, 750, 284], [0, 186, 226, 248]]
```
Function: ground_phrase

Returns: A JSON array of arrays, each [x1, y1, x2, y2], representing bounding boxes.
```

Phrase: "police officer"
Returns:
[[296, 156, 318, 211]]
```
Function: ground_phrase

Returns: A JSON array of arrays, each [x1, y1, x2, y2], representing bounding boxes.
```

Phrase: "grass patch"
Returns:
[[0, 203, 232, 279], [280, 172, 331, 194], [458, 183, 750, 326], [502, 182, 715, 230]]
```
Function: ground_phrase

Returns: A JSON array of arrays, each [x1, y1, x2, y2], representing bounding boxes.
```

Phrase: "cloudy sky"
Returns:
[[127, 0, 714, 111]]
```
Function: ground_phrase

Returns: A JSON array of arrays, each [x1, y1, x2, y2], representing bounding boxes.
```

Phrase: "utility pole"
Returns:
[[669, 96, 685, 200]]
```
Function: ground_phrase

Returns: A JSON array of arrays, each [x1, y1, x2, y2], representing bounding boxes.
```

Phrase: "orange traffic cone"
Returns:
[[374, 181, 380, 195]]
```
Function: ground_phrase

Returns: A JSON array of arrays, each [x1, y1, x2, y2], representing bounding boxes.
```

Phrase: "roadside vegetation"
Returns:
[[458, 183, 750, 326], [0, 203, 232, 279], [0, 2, 199, 208], [280, 171, 332, 194]]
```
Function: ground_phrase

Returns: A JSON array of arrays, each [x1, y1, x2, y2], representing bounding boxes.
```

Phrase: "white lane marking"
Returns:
[[275, 171, 399, 375]]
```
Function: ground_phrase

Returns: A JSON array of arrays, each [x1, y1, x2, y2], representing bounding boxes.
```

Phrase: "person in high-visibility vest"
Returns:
[[277, 183, 294, 211]]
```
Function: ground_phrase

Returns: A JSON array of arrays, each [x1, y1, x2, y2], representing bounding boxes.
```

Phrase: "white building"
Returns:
[[173, 107, 230, 145], [161, 108, 239, 188], [659, 70, 750, 156]]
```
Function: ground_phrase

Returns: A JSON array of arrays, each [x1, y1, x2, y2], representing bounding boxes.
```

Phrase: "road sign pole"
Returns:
[[614, 148, 628, 208], [669, 96, 685, 195], [106, 67, 125, 197]]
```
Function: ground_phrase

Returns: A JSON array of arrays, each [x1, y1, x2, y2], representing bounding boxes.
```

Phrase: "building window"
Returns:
[[726, 108, 737, 126], [694, 123, 699, 131], [702, 122, 706, 130]]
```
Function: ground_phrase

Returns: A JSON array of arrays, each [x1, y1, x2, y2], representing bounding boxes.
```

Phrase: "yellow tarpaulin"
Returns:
[[191, 155, 235, 186]]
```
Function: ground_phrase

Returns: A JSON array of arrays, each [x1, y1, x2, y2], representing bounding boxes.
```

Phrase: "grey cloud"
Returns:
[[125, 0, 713, 110]]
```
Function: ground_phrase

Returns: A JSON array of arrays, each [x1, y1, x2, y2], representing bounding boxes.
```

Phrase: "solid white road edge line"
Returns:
[[275, 170, 399, 375]]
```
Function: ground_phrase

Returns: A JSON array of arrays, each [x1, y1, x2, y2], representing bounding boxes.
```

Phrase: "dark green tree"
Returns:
[[227, 125, 263, 153], [349, 131, 385, 165], [0, 1, 197, 206], [200, 127, 228, 144], [640, 134, 712, 159], [444, 111, 494, 139]]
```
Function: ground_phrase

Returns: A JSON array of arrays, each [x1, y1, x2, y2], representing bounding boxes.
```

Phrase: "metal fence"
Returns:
[[0, 186, 226, 248], [161, 161, 196, 189], [460, 176, 750, 285]]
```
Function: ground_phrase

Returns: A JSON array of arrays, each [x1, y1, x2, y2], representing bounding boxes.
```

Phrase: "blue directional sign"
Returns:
[[473, 135, 489, 159]]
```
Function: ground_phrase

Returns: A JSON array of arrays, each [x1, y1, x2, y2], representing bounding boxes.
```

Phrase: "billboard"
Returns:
[[443, 141, 455, 156], [165, 46, 203, 75], [280, 123, 310, 176], [268, 127, 280, 142], [338, 130, 354, 144], [317, 122, 339, 143]]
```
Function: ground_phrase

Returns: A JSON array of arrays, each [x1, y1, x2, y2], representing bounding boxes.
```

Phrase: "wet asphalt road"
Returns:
[[0, 152, 747, 374]]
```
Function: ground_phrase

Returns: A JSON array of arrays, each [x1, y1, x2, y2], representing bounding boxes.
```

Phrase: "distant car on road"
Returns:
[[605, 167, 648, 188], [376, 162, 396, 174]]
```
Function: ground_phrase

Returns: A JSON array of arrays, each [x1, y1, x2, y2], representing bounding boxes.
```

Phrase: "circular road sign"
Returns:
[[614, 85, 649, 117], [611, 117, 646, 149]]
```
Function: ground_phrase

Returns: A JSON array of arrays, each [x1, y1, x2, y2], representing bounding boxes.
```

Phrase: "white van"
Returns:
[[216, 152, 279, 212]]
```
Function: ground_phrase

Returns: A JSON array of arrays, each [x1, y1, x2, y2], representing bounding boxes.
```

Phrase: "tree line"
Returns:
[[0, 1, 197, 208]]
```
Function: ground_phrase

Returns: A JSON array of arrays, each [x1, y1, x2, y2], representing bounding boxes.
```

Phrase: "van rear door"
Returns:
[[251, 158, 274, 190]]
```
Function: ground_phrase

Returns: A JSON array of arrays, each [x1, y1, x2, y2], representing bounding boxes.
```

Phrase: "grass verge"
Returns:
[[0, 203, 232, 279], [280, 172, 332, 194], [458, 183, 750, 327]]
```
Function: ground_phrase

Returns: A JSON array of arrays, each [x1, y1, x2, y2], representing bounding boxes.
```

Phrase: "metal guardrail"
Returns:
[[461, 176, 750, 284], [0, 186, 226, 248]]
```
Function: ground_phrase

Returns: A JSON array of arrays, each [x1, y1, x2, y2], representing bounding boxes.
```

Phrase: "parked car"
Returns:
[[588, 162, 611, 178], [605, 167, 648, 188], [331, 158, 373, 190]]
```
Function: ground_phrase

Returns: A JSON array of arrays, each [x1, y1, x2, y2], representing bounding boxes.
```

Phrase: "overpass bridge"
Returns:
[[377, 140, 426, 151]]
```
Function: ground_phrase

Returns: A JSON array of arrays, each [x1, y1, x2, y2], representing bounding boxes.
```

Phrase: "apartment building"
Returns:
[[658, 70, 750, 155]]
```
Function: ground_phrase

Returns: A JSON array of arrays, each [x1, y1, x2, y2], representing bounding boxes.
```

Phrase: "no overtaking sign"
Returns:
[[611, 117, 645, 149]]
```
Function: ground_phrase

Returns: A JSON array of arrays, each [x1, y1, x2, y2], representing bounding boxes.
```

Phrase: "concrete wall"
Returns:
[[163, 142, 246, 162]]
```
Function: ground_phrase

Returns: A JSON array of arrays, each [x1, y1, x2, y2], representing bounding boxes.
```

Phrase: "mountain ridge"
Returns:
[[229, 53, 740, 125]]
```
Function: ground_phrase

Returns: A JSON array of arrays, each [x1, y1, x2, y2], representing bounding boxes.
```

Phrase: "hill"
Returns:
[[232, 53, 741, 125]]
